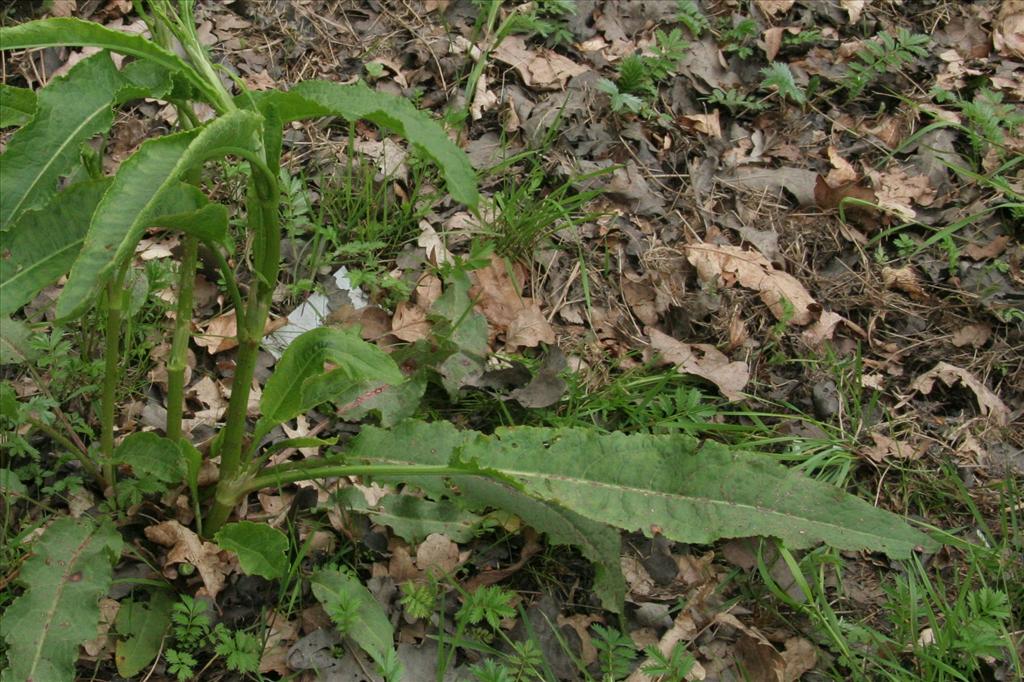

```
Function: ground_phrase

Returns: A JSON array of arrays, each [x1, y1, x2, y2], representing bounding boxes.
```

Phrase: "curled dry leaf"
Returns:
[[391, 301, 431, 342], [909, 362, 1010, 426], [144, 520, 231, 598], [194, 310, 288, 354], [882, 266, 929, 302], [470, 254, 555, 348], [647, 328, 749, 401], [801, 310, 845, 347], [679, 111, 722, 138], [685, 243, 818, 325], [951, 323, 992, 348]]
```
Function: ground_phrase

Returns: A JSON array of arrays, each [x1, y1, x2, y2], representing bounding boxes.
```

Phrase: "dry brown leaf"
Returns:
[[882, 265, 929, 301], [813, 174, 880, 229], [48, 0, 76, 17], [840, 0, 869, 23], [648, 328, 749, 401], [826, 146, 858, 186], [725, 166, 818, 207], [684, 243, 818, 325], [82, 598, 119, 658], [144, 520, 231, 598], [194, 310, 287, 354], [492, 34, 588, 90], [910, 362, 1010, 425], [679, 111, 722, 138], [391, 301, 431, 342], [505, 305, 556, 349], [415, 533, 461, 576], [862, 432, 922, 462], [951, 323, 992, 348], [781, 637, 818, 681], [755, 0, 795, 18], [626, 608, 707, 682], [417, 220, 453, 265], [259, 611, 300, 676], [994, 0, 1024, 58], [963, 235, 1010, 260], [801, 310, 844, 347]]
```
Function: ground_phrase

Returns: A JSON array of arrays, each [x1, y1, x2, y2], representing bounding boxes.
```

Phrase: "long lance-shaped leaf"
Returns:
[[348, 421, 939, 560], [0, 179, 110, 316], [252, 82, 478, 208], [0, 53, 174, 231], [56, 110, 261, 320], [0, 180, 224, 316], [0, 517, 123, 682], [0, 84, 35, 127], [0, 52, 122, 229], [0, 17, 213, 104]]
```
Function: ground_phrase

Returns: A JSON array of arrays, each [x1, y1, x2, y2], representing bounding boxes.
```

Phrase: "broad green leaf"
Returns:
[[0, 517, 123, 682], [253, 82, 478, 208], [0, 317, 39, 365], [0, 18, 212, 103], [334, 488, 484, 544], [0, 52, 123, 229], [113, 431, 184, 486], [144, 183, 229, 245], [114, 592, 174, 678], [349, 421, 938, 560], [57, 109, 261, 319], [336, 376, 427, 427], [0, 467, 27, 496], [0, 382, 18, 419], [215, 521, 289, 580], [0, 84, 35, 127], [311, 569, 401, 679], [357, 423, 626, 611], [256, 327, 404, 438]]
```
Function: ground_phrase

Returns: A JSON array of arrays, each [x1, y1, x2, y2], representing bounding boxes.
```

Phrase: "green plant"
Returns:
[[504, 0, 577, 46], [592, 623, 637, 680], [459, 585, 517, 630], [676, 0, 709, 38], [759, 62, 806, 106], [599, 29, 689, 117], [842, 29, 930, 98], [719, 17, 758, 59], [705, 87, 768, 115], [641, 642, 696, 681], [0, 3, 940, 679]]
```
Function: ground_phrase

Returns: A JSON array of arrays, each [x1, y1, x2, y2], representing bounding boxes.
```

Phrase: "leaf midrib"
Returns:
[[5, 102, 110, 226], [28, 524, 98, 678], [0, 237, 83, 304]]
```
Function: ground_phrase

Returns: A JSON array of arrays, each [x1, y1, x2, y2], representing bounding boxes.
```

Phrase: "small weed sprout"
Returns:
[[842, 29, 929, 98]]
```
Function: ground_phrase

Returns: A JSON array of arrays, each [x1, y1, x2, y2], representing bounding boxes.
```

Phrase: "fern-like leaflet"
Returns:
[[843, 29, 929, 97]]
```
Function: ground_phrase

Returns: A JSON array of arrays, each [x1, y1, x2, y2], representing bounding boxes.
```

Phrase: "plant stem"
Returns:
[[27, 418, 103, 485], [99, 266, 128, 494], [164, 235, 198, 442]]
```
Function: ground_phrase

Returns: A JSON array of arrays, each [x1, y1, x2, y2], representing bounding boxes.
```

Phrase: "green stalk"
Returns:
[[205, 163, 279, 535], [164, 235, 197, 442], [99, 264, 129, 493]]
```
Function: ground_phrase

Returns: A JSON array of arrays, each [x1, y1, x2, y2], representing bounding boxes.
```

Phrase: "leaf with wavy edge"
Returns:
[[348, 421, 938, 560], [57, 109, 260, 319], [0, 179, 109, 316], [0, 517, 123, 682], [0, 52, 122, 229], [1, 180, 224, 316], [0, 84, 35, 127], [0, 18, 211, 103], [251, 82, 477, 208]]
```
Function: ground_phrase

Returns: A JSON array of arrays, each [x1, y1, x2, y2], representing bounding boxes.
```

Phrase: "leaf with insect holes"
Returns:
[[249, 81, 478, 209], [255, 327, 404, 441], [349, 421, 938, 562], [0, 84, 35, 127], [0, 18, 212, 102], [114, 592, 175, 679], [57, 109, 261, 320], [0, 179, 110, 316], [215, 521, 289, 580], [0, 517, 123, 682], [311, 569, 401, 680]]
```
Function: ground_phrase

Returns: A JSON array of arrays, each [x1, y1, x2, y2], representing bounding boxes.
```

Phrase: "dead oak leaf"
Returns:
[[862, 432, 922, 463], [647, 328, 749, 401], [909, 362, 1010, 425], [505, 305, 556, 349], [144, 520, 231, 598], [391, 301, 431, 342], [492, 34, 588, 90], [194, 310, 287, 354], [684, 243, 818, 325]]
